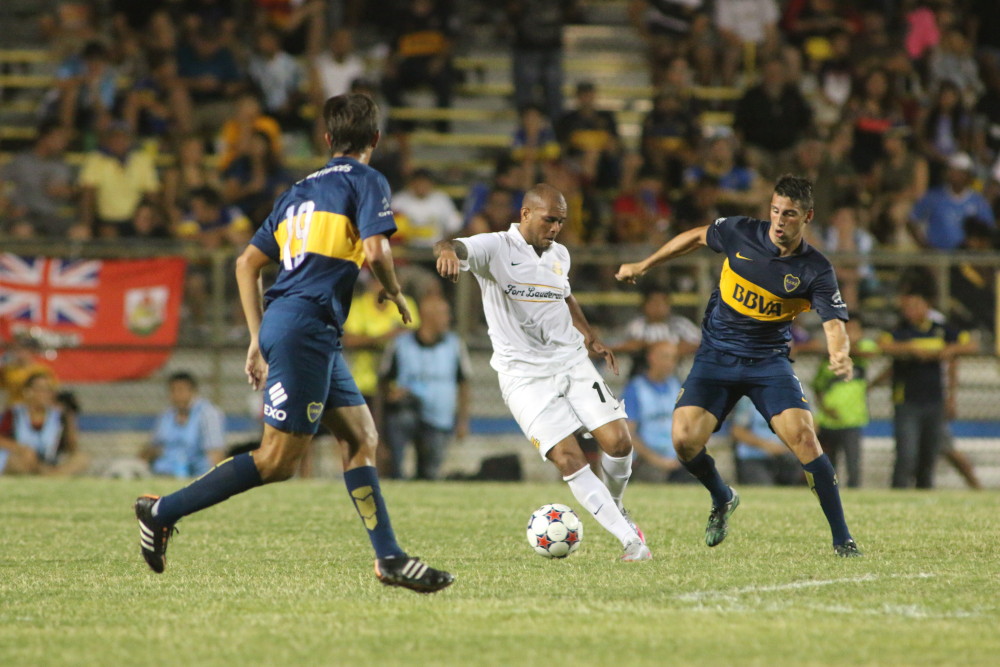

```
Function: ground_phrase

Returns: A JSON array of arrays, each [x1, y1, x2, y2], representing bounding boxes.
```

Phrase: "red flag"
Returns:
[[0, 254, 187, 382]]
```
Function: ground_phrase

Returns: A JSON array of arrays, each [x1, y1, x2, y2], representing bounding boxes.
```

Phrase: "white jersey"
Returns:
[[458, 224, 588, 377]]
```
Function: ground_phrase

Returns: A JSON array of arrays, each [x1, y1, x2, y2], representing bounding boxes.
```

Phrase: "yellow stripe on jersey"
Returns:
[[719, 259, 811, 322], [274, 210, 366, 268]]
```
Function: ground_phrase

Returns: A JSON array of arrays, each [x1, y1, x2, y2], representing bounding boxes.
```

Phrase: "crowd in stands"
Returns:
[[0, 0, 997, 333]]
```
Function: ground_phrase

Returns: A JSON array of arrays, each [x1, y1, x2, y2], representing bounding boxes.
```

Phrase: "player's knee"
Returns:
[[254, 445, 302, 483], [603, 430, 632, 458], [672, 424, 703, 459]]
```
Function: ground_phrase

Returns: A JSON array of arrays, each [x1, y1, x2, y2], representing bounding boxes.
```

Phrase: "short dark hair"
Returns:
[[773, 174, 814, 210], [323, 93, 379, 156], [168, 371, 198, 388], [189, 186, 222, 209]]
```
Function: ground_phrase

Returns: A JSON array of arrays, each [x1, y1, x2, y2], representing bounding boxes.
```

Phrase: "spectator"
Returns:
[[791, 131, 859, 221], [622, 341, 695, 483], [613, 288, 701, 376], [0, 373, 88, 477], [222, 130, 293, 225], [162, 135, 221, 230], [391, 168, 463, 248], [812, 318, 877, 489], [628, 0, 706, 85], [180, 0, 238, 45], [506, 0, 580, 123], [880, 289, 974, 489], [342, 276, 420, 406], [176, 25, 244, 135], [556, 81, 622, 190], [130, 201, 172, 240], [640, 88, 700, 190], [310, 28, 367, 103], [382, 0, 459, 133], [378, 295, 470, 480], [78, 123, 161, 238], [48, 40, 119, 135], [461, 155, 528, 227], [0, 337, 58, 406], [672, 174, 721, 232], [0, 122, 81, 239], [780, 0, 859, 50], [869, 124, 928, 250], [177, 186, 252, 250], [141, 371, 226, 478], [846, 67, 904, 175], [216, 93, 283, 172], [810, 28, 854, 129], [730, 396, 803, 486], [973, 65, 1000, 165], [609, 167, 671, 246], [929, 27, 984, 107], [949, 217, 997, 332], [122, 50, 194, 139], [511, 103, 561, 168], [734, 58, 814, 180], [683, 132, 762, 216], [466, 188, 517, 235], [917, 79, 975, 185], [909, 152, 995, 250], [247, 27, 306, 131], [818, 205, 877, 308], [251, 0, 325, 56], [713, 0, 781, 86]]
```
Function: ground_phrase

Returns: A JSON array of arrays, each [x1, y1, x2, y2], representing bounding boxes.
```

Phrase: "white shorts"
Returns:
[[498, 359, 628, 460]]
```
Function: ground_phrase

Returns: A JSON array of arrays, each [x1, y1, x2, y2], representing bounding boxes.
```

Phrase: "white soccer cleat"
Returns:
[[620, 536, 652, 562]]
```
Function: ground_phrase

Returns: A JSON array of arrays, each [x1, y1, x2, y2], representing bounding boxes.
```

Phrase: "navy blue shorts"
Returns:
[[259, 300, 365, 435], [676, 347, 810, 431]]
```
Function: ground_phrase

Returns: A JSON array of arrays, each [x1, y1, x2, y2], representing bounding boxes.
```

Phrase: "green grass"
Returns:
[[1, 479, 998, 666]]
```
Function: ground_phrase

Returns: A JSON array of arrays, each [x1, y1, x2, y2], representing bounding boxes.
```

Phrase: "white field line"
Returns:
[[674, 573, 935, 602]]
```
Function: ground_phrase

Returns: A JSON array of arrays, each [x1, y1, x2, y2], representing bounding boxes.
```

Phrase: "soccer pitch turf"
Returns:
[[2, 479, 998, 666]]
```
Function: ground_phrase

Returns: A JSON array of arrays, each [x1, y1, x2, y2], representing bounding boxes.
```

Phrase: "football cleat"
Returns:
[[135, 495, 177, 574], [705, 488, 740, 547], [621, 507, 646, 545], [374, 556, 454, 594], [834, 539, 863, 558], [620, 536, 652, 562]]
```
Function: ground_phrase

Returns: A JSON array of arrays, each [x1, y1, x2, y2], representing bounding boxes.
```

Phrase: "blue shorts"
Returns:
[[676, 347, 809, 431], [259, 300, 365, 435]]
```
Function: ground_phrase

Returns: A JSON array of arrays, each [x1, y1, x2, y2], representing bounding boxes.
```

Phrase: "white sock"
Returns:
[[563, 466, 638, 547], [600, 451, 633, 510]]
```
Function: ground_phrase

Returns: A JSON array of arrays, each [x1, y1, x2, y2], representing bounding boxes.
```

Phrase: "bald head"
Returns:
[[519, 183, 568, 253]]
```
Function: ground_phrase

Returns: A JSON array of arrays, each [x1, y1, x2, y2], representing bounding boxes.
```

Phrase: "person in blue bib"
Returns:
[[133, 93, 453, 593], [617, 174, 862, 557], [141, 372, 226, 478]]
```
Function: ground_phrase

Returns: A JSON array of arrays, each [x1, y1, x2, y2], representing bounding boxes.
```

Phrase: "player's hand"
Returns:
[[436, 249, 460, 282], [615, 262, 646, 284], [589, 339, 619, 376], [829, 353, 854, 381], [245, 340, 268, 391], [380, 289, 413, 324]]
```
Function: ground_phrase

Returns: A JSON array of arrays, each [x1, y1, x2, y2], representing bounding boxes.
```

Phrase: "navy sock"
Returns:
[[681, 448, 733, 507], [803, 453, 852, 545], [154, 453, 263, 526], [343, 466, 405, 559]]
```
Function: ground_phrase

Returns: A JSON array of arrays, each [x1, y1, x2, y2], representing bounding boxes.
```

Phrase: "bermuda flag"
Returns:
[[0, 254, 187, 382]]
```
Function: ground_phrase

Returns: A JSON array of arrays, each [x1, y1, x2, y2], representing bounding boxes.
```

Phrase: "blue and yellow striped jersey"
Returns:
[[701, 216, 847, 357], [250, 157, 397, 334]]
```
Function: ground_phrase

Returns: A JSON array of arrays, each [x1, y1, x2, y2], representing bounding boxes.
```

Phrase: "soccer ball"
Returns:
[[526, 503, 583, 558]]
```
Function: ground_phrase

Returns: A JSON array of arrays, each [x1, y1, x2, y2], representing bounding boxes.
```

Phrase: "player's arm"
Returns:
[[567, 294, 619, 375], [615, 225, 710, 284], [235, 244, 273, 390], [433, 239, 468, 283], [822, 319, 854, 381], [363, 234, 412, 325]]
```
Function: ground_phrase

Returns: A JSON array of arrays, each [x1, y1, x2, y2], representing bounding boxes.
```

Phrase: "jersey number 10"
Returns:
[[281, 200, 316, 271]]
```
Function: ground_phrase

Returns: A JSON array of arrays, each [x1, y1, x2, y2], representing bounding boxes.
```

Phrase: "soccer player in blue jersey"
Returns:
[[134, 93, 454, 592], [616, 175, 861, 557]]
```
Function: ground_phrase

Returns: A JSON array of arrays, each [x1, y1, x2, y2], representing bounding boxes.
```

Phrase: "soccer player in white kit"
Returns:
[[435, 184, 651, 561]]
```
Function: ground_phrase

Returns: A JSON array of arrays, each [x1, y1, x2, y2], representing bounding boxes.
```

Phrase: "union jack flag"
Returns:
[[0, 254, 101, 327]]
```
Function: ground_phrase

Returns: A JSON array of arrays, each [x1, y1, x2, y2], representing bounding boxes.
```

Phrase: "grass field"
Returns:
[[2, 478, 999, 666]]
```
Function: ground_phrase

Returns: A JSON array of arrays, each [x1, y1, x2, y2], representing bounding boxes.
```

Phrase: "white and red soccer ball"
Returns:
[[526, 503, 583, 558]]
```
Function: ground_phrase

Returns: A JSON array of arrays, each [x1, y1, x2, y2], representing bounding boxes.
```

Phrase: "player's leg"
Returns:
[[322, 354, 453, 592], [500, 371, 647, 559], [892, 404, 920, 488], [915, 405, 944, 489], [842, 428, 863, 489]]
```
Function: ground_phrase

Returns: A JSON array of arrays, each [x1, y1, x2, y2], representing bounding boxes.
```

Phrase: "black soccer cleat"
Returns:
[[374, 556, 454, 594], [705, 488, 740, 547], [135, 495, 177, 574], [834, 539, 863, 558]]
